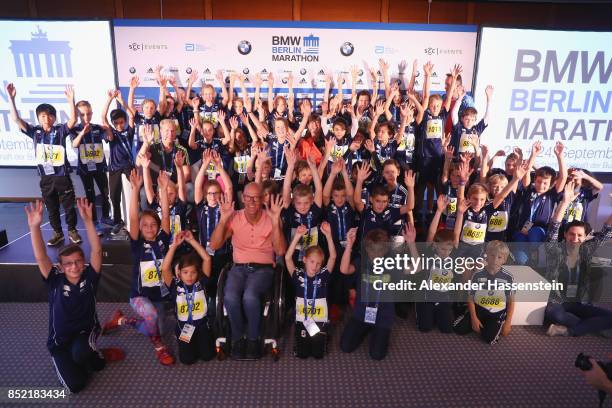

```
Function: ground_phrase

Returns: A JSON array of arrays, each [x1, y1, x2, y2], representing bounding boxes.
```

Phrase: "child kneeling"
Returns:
[[162, 231, 214, 364], [285, 222, 336, 359]]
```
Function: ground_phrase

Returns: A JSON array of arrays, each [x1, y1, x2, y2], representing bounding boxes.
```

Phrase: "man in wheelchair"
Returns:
[[209, 182, 287, 359]]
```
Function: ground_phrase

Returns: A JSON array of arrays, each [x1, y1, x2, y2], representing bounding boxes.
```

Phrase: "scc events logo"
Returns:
[[128, 42, 168, 52]]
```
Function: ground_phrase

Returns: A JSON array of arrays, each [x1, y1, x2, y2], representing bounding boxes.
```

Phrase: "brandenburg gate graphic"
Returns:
[[10, 26, 72, 78]]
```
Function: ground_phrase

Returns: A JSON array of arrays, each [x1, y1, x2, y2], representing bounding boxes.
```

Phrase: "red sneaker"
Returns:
[[101, 347, 125, 362], [155, 346, 175, 366], [102, 309, 124, 334]]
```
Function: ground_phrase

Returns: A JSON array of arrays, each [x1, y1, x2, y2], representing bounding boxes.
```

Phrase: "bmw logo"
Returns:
[[186, 67, 192, 74], [281, 78, 288, 84], [300, 68, 307, 75], [129, 67, 136, 74], [238, 40, 252, 55], [358, 69, 364, 76], [243, 68, 249, 74], [340, 42, 354, 56]]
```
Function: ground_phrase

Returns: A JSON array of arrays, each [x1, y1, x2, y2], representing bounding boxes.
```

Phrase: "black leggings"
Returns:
[[294, 321, 328, 359], [340, 317, 390, 361], [415, 302, 453, 333], [79, 171, 110, 222], [177, 323, 215, 364], [108, 167, 133, 224], [453, 306, 506, 344], [50, 332, 105, 393], [40, 175, 77, 233]]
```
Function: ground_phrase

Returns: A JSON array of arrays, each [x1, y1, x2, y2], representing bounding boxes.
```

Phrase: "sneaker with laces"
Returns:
[[546, 323, 569, 337], [101, 347, 125, 362], [111, 221, 125, 236], [102, 309, 124, 334], [245, 338, 262, 360], [68, 229, 82, 244], [47, 231, 64, 247]]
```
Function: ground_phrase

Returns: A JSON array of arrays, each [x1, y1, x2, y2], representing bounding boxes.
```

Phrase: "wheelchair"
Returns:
[[213, 262, 289, 361]]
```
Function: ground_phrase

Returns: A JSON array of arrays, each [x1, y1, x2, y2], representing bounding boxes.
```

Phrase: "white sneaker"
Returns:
[[546, 323, 569, 336]]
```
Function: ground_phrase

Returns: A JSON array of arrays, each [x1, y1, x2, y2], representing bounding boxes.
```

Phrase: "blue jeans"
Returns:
[[545, 302, 612, 336], [224, 264, 274, 341], [512, 226, 546, 264]]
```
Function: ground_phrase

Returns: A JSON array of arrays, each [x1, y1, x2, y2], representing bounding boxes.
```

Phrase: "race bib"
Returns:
[[176, 290, 207, 322], [488, 211, 508, 233], [138, 124, 160, 144], [36, 144, 65, 166], [139, 260, 162, 288], [199, 110, 219, 127], [170, 214, 182, 235], [206, 162, 218, 180], [292, 227, 319, 251], [458, 133, 475, 153], [475, 290, 506, 313], [445, 197, 457, 216], [425, 119, 443, 139], [567, 202, 583, 222], [398, 132, 415, 152], [461, 220, 486, 244], [329, 144, 348, 161], [79, 143, 104, 164], [233, 156, 249, 174], [295, 297, 328, 323], [430, 269, 453, 289]]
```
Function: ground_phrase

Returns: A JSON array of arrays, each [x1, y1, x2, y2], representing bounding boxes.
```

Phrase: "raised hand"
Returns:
[[215, 70, 225, 84], [436, 194, 449, 212], [295, 224, 308, 238], [331, 158, 345, 175], [442, 132, 452, 148], [398, 60, 407, 74], [229, 116, 239, 130], [374, 100, 385, 116], [562, 180, 579, 203], [171, 230, 186, 247], [356, 162, 372, 182], [130, 76, 140, 88], [183, 230, 195, 244], [458, 161, 471, 183], [218, 109, 226, 124], [514, 160, 530, 181], [445, 145, 455, 160], [129, 168, 143, 188], [140, 151, 151, 169], [212, 150, 223, 169], [531, 140, 543, 157], [404, 169, 416, 188], [485, 85, 494, 99], [158, 170, 170, 189], [364, 139, 375, 153], [174, 150, 185, 167], [423, 61, 434, 76], [554, 141, 564, 157], [24, 200, 44, 228], [379, 58, 389, 72], [188, 70, 199, 85], [6, 83, 16, 100], [64, 85, 75, 102], [267, 194, 284, 219], [219, 193, 235, 220], [320, 221, 332, 236], [458, 199, 470, 214], [402, 223, 416, 243], [76, 197, 93, 222], [494, 149, 506, 158], [346, 227, 358, 247], [451, 64, 463, 79]]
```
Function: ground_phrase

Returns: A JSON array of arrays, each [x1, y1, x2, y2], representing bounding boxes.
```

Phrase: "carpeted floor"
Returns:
[[0, 302, 610, 407]]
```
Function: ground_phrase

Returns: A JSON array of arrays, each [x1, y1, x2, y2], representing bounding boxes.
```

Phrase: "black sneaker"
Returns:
[[231, 337, 246, 360], [47, 231, 64, 247], [111, 221, 125, 236], [245, 339, 262, 360], [68, 229, 82, 244]]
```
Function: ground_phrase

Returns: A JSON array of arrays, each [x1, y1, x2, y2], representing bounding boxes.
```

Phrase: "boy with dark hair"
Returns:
[[101, 89, 135, 235], [6, 83, 80, 246], [25, 198, 123, 393], [450, 86, 493, 157]]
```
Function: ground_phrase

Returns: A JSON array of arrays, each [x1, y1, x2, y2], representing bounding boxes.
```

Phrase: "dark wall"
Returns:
[[1, 0, 611, 30]]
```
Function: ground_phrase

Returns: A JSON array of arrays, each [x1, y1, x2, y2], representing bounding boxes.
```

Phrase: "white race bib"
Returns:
[[295, 297, 328, 323], [461, 220, 486, 244], [458, 132, 475, 153], [474, 289, 506, 313], [36, 144, 65, 166], [488, 211, 509, 233], [176, 289, 207, 322], [79, 143, 104, 164], [139, 260, 162, 288], [425, 119, 443, 139]]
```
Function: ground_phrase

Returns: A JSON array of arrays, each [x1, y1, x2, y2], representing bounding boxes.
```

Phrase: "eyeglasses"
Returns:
[[243, 194, 262, 202], [207, 191, 221, 196], [61, 259, 84, 268]]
